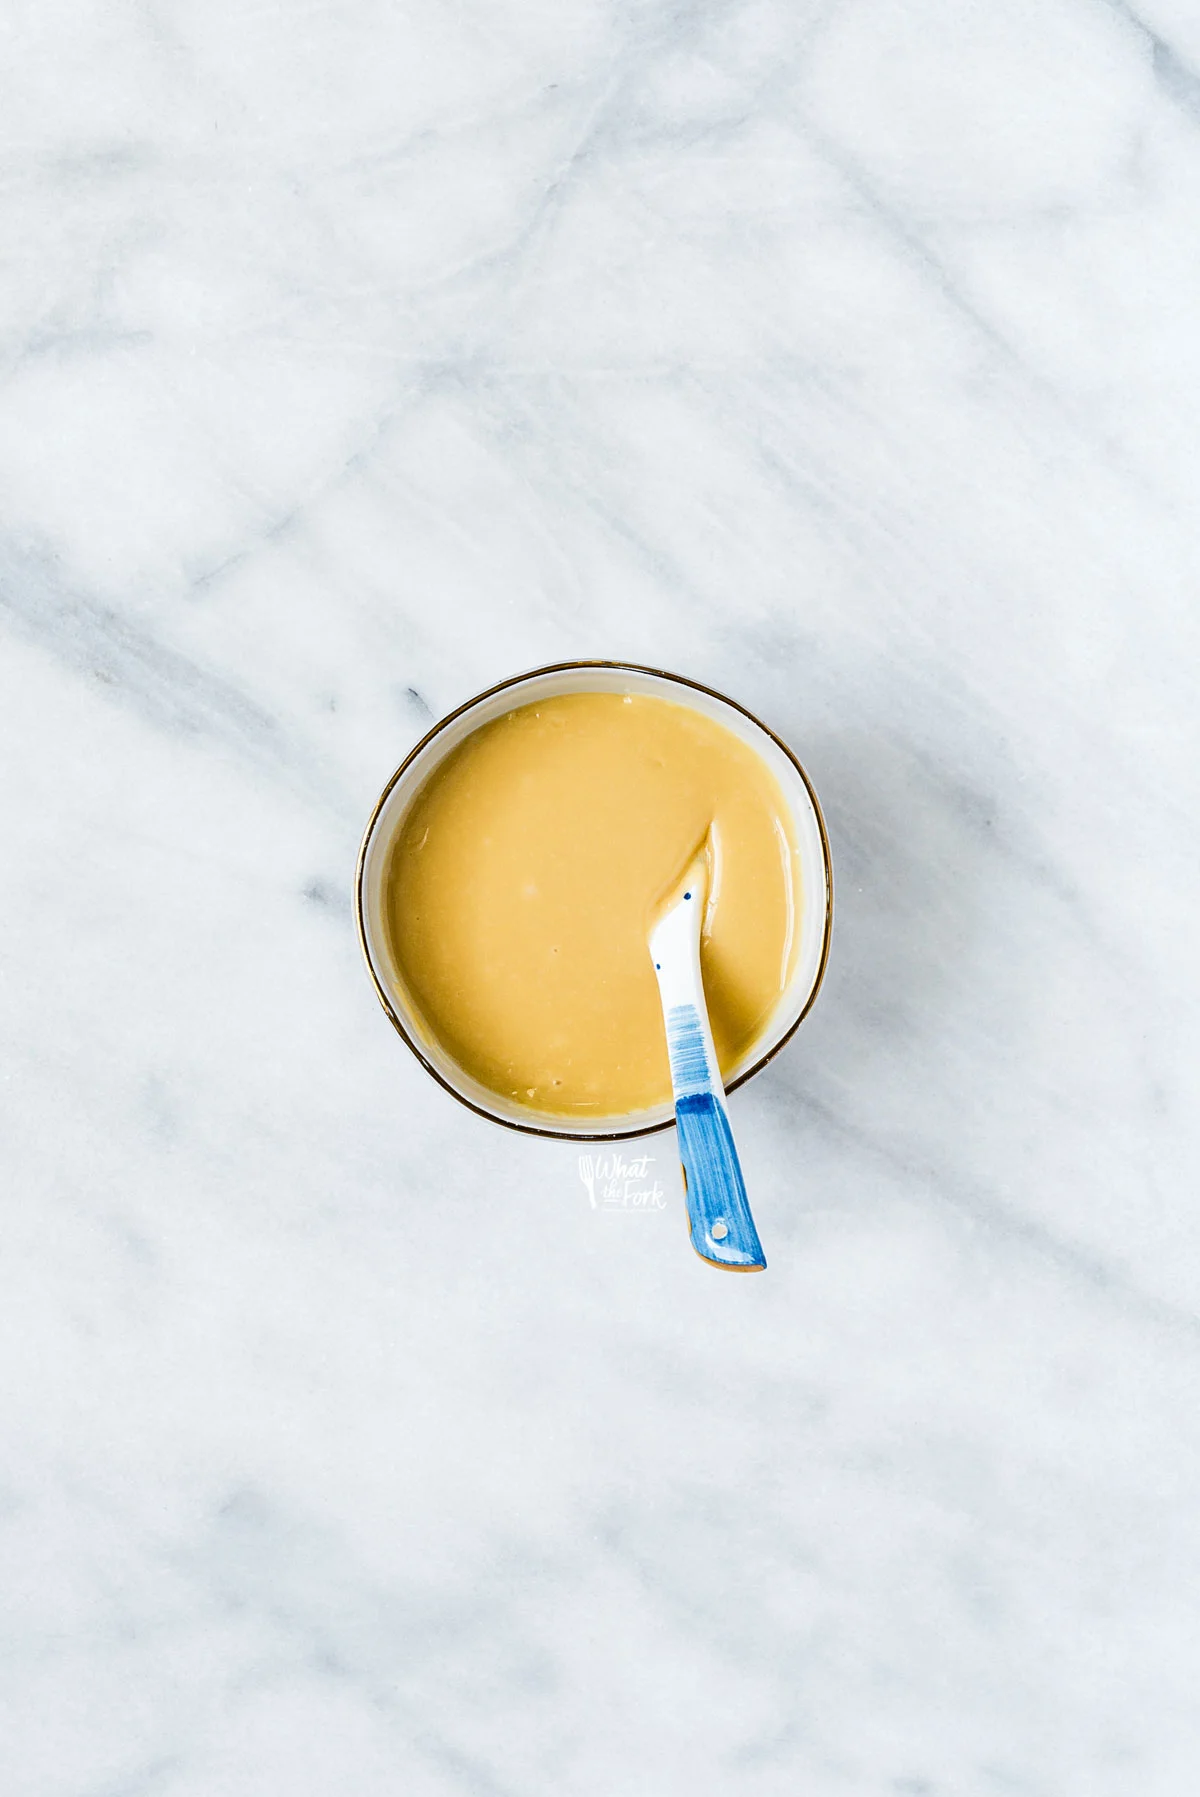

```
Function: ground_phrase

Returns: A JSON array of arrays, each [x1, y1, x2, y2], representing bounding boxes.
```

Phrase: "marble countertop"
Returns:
[[3, 2, 1199, 1792]]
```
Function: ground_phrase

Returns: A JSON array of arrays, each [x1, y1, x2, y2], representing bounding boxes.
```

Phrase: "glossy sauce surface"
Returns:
[[385, 691, 800, 1118]]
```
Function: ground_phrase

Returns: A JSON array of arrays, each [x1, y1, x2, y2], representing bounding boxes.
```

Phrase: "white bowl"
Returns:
[[356, 661, 832, 1140]]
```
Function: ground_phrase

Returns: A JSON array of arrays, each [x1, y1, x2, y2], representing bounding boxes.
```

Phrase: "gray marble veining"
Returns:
[[2, 2, 1199, 1791]]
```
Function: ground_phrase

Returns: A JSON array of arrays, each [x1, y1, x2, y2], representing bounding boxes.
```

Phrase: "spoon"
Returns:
[[649, 841, 767, 1271]]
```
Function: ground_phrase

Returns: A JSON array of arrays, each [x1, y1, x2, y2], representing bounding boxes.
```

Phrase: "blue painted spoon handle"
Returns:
[[666, 1006, 766, 1269], [649, 850, 767, 1271]]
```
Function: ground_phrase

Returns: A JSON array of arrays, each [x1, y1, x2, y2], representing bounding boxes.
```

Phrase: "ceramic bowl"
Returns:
[[355, 660, 832, 1140]]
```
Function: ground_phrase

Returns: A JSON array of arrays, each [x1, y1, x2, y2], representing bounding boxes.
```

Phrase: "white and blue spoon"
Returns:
[[649, 842, 767, 1271]]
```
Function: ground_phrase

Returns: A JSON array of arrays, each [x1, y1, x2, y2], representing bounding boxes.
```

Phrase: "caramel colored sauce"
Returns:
[[385, 692, 800, 1117]]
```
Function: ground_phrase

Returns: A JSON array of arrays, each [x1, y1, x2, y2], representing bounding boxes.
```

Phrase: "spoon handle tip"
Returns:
[[676, 1089, 767, 1270]]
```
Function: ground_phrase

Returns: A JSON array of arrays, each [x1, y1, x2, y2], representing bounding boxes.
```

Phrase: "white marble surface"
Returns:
[[2, 1, 1199, 1791]]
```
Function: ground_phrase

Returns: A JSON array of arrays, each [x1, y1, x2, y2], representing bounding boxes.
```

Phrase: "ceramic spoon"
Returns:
[[649, 842, 767, 1271]]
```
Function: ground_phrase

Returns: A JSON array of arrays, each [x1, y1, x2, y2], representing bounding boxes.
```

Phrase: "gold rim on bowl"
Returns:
[[354, 659, 834, 1141]]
